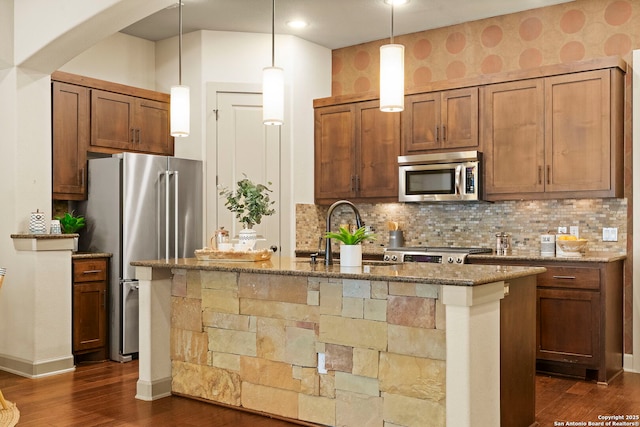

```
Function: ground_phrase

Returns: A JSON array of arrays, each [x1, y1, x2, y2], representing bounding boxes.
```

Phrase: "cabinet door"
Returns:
[[356, 101, 400, 199], [315, 104, 356, 202], [91, 89, 135, 151], [545, 70, 611, 193], [482, 79, 545, 197], [52, 82, 89, 200], [403, 92, 440, 153], [441, 87, 479, 149], [537, 288, 600, 367], [73, 281, 107, 352], [135, 99, 174, 155]]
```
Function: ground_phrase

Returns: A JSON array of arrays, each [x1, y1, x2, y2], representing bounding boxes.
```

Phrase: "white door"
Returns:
[[214, 91, 281, 251]]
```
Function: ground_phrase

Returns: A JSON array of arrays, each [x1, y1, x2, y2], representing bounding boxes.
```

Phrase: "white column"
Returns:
[[631, 49, 640, 373], [135, 266, 172, 401], [441, 281, 505, 426]]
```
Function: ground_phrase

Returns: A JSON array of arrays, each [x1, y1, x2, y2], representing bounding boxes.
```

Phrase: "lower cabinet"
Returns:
[[72, 257, 109, 362], [469, 257, 623, 384]]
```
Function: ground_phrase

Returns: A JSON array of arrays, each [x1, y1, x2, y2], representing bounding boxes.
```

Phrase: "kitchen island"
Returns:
[[131, 257, 545, 427]]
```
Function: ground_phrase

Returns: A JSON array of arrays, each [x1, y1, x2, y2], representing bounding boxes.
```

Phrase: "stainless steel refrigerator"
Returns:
[[78, 153, 203, 362]]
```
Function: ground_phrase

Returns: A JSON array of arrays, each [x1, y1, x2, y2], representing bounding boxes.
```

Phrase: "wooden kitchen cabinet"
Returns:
[[52, 81, 90, 200], [72, 257, 109, 362], [482, 67, 624, 200], [469, 257, 623, 384], [314, 100, 400, 204], [91, 89, 172, 155], [403, 87, 478, 154]]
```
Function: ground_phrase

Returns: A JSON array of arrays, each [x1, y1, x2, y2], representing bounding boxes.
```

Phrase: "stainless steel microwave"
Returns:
[[398, 151, 483, 202]]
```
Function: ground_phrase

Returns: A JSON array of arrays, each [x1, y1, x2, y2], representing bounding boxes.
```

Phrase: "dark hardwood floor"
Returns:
[[0, 360, 639, 426]]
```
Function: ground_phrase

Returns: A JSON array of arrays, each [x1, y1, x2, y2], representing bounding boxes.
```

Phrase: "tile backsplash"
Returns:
[[296, 199, 627, 254]]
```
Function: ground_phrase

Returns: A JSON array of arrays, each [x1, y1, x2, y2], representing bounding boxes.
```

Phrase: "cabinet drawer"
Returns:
[[73, 259, 108, 283], [537, 266, 600, 290]]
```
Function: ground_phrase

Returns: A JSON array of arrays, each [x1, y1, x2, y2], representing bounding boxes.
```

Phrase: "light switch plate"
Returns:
[[603, 227, 618, 242], [558, 226, 567, 234], [570, 226, 579, 238]]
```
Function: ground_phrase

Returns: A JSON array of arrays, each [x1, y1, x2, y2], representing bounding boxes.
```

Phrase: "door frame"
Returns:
[[205, 82, 293, 257]]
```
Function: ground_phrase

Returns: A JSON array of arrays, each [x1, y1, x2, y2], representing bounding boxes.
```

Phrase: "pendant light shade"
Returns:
[[380, 44, 404, 112], [170, 0, 190, 137], [263, 0, 284, 126], [380, 3, 405, 112], [263, 66, 284, 126], [170, 85, 190, 137]]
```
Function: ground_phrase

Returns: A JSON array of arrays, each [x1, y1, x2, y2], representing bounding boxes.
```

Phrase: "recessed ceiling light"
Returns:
[[384, 0, 409, 5], [286, 20, 308, 29]]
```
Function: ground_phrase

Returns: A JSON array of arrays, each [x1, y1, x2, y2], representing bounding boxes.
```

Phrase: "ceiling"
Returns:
[[121, 0, 574, 50]]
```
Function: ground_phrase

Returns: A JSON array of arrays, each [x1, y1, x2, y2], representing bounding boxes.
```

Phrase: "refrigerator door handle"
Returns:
[[164, 170, 172, 261], [173, 171, 179, 261]]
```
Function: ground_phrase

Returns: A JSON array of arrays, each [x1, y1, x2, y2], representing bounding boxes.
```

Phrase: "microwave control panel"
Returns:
[[465, 166, 476, 194]]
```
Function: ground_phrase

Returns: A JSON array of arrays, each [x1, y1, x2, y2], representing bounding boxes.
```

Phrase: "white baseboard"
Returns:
[[623, 353, 637, 373]]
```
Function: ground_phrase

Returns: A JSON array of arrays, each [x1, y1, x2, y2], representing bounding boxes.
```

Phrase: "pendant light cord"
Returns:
[[390, 3, 395, 44], [178, 1, 183, 85], [271, 0, 275, 67]]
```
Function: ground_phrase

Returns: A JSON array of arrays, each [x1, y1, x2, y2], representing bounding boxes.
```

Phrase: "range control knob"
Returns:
[[447, 256, 454, 264], [456, 257, 464, 264], [383, 254, 390, 261]]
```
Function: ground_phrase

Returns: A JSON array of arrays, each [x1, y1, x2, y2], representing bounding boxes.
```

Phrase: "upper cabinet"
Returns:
[[91, 90, 172, 155], [403, 87, 478, 154], [52, 82, 90, 201], [52, 72, 174, 200], [483, 66, 624, 200], [314, 100, 400, 204]]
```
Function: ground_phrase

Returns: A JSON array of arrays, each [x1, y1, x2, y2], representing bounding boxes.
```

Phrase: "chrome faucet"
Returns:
[[325, 200, 364, 265]]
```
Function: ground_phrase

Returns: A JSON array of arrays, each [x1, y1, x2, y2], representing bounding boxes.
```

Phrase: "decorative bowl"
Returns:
[[556, 238, 588, 257]]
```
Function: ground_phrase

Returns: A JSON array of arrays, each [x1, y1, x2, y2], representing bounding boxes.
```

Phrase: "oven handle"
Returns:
[[455, 164, 463, 196]]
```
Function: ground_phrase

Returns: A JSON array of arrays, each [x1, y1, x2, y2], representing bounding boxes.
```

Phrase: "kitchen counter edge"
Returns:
[[72, 252, 113, 259], [130, 256, 546, 287]]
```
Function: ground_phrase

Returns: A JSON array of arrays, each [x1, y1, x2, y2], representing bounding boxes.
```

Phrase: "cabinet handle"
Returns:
[[538, 166, 543, 184], [552, 275, 576, 280], [136, 129, 141, 143], [102, 290, 106, 308], [442, 125, 447, 142], [131, 128, 135, 143], [435, 126, 439, 142], [79, 168, 85, 187], [83, 269, 103, 274], [351, 175, 356, 192], [355, 175, 360, 192], [546, 165, 551, 185]]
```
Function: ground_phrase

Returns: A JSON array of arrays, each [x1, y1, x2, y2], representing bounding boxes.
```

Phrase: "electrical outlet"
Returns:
[[569, 226, 579, 238], [317, 352, 327, 374], [603, 227, 618, 242], [557, 226, 567, 234]]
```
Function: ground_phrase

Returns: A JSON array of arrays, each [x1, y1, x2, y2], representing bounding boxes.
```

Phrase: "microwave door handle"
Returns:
[[455, 165, 463, 196]]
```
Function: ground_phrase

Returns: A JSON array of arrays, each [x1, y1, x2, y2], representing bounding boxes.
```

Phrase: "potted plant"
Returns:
[[218, 175, 275, 249], [55, 211, 86, 252], [324, 226, 376, 267]]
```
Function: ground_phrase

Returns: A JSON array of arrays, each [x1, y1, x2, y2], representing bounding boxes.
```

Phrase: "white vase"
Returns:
[[238, 227, 257, 250], [339, 244, 362, 267]]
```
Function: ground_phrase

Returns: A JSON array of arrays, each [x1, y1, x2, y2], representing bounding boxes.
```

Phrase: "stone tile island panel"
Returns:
[[170, 268, 446, 427]]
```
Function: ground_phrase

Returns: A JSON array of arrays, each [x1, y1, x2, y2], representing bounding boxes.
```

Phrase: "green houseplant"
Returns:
[[55, 211, 86, 234], [218, 175, 276, 228], [325, 226, 376, 267], [218, 175, 276, 249], [324, 226, 376, 245]]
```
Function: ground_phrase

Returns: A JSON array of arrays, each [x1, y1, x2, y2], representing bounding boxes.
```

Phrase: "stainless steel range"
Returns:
[[383, 247, 493, 264]]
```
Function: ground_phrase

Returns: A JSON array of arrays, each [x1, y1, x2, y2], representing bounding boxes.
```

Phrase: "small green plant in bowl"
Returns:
[[325, 226, 376, 245], [55, 211, 86, 234]]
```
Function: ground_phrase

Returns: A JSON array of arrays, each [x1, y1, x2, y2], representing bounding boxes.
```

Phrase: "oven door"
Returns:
[[399, 162, 476, 202]]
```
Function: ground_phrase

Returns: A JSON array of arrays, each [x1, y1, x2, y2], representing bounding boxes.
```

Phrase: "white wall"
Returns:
[[155, 30, 331, 254], [59, 32, 157, 90]]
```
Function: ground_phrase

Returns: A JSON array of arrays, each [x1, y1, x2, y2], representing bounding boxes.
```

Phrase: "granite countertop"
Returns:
[[296, 247, 626, 264], [11, 233, 79, 239], [131, 256, 545, 287], [72, 252, 112, 259]]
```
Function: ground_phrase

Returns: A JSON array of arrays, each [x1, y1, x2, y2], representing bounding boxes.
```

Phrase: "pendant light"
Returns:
[[380, 1, 404, 112], [263, 0, 284, 126], [170, 1, 190, 137]]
